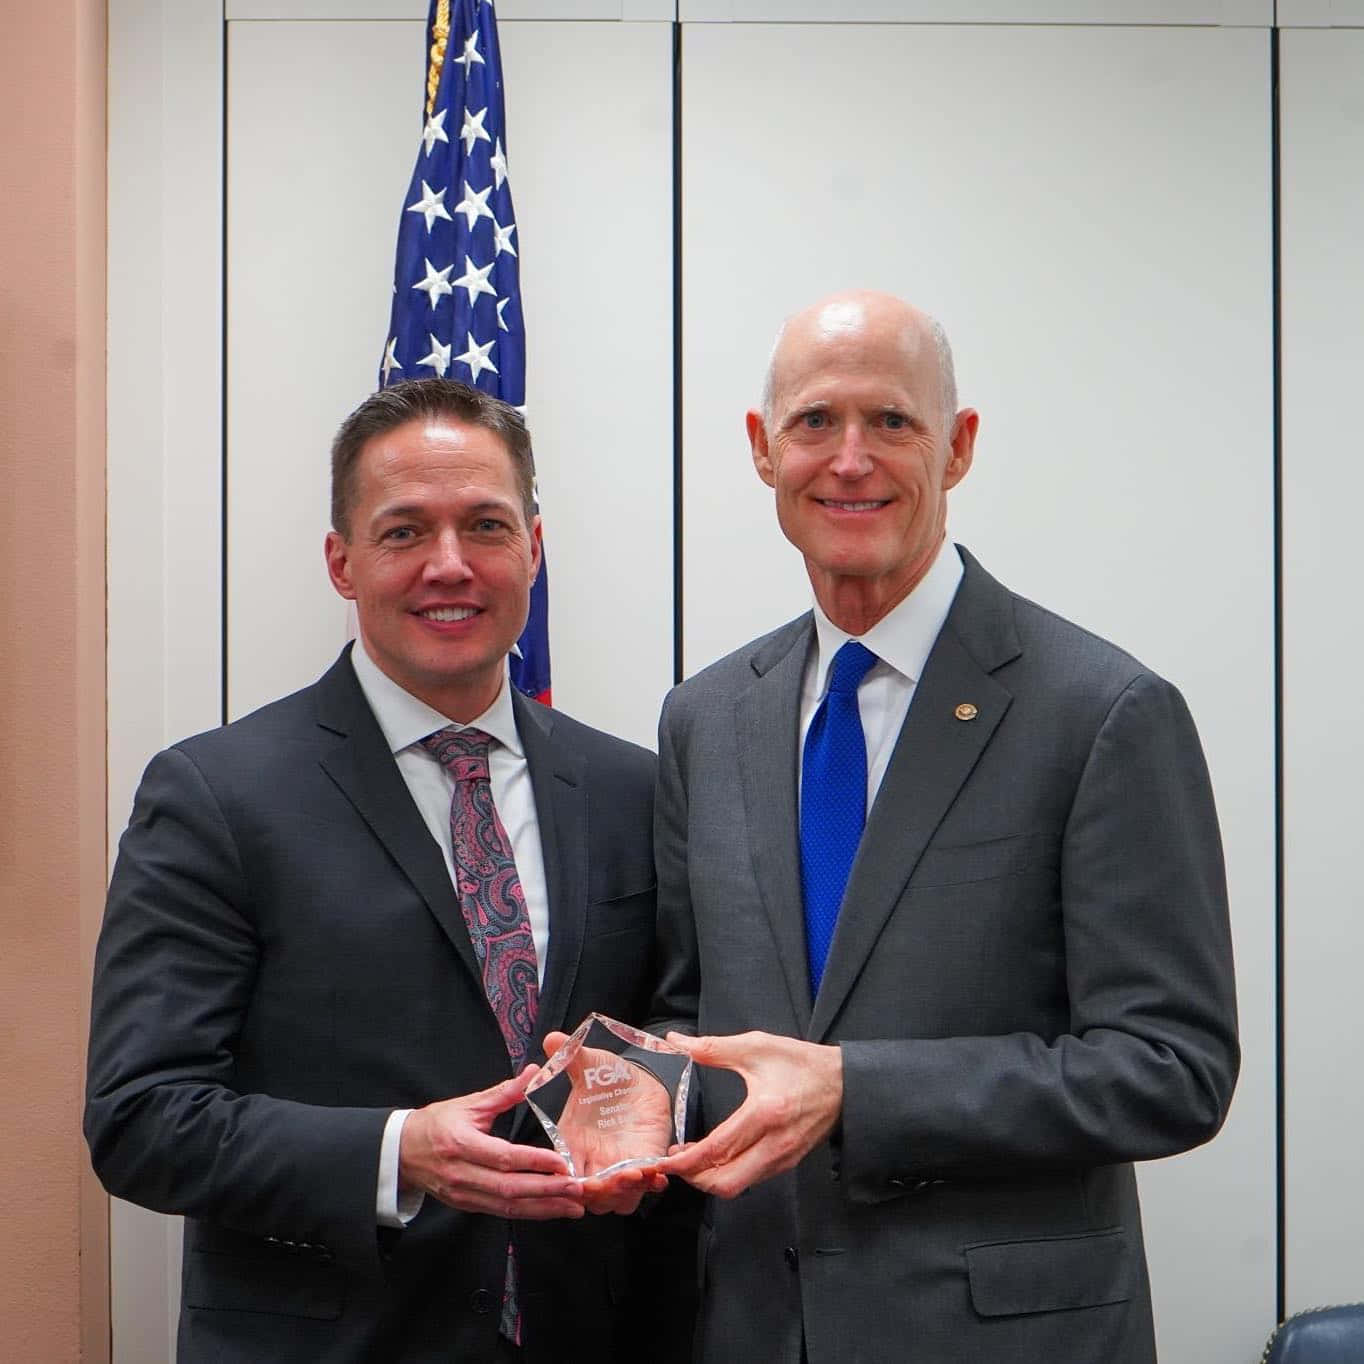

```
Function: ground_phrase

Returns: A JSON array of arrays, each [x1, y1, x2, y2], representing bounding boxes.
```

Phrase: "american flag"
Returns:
[[379, 0, 551, 703]]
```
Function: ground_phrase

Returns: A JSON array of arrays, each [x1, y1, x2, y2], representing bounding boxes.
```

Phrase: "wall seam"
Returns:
[[222, 8, 232, 727], [671, 10, 683, 685], [1270, 16, 1286, 1329]]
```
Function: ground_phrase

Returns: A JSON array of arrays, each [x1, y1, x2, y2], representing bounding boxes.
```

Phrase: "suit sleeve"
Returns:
[[84, 746, 392, 1274], [836, 671, 1240, 1196]]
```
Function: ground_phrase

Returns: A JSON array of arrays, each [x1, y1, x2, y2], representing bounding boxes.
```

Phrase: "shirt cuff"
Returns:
[[376, 1109, 424, 1228]]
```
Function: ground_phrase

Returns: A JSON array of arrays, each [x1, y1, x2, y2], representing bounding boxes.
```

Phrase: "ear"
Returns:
[[942, 408, 979, 490], [528, 514, 543, 584], [747, 409, 776, 488], [325, 529, 357, 601]]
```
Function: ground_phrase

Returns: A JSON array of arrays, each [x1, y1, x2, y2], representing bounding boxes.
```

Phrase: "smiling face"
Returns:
[[748, 294, 977, 634], [324, 415, 541, 721]]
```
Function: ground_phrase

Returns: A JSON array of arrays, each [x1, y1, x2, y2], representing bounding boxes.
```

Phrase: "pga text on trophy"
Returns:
[[524, 1014, 692, 1181]]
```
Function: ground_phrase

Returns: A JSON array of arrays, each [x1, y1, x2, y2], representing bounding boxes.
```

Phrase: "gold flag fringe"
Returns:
[[426, 0, 451, 116]]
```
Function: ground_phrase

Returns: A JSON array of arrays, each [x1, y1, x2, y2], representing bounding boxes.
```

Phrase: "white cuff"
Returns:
[[376, 1109, 424, 1228]]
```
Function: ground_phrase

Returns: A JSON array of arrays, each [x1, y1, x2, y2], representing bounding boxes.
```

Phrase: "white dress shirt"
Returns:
[[349, 640, 551, 1227], [799, 538, 964, 809]]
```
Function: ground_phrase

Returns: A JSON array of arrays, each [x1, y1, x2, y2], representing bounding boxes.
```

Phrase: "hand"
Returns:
[[658, 1031, 843, 1199], [540, 1030, 671, 1215], [399, 1067, 585, 1220]]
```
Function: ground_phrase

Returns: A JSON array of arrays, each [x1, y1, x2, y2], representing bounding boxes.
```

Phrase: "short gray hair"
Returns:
[[925, 316, 958, 426], [330, 378, 535, 537]]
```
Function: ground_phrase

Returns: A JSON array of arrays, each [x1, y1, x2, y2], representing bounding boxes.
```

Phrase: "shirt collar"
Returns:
[[810, 539, 964, 693], [348, 638, 524, 758]]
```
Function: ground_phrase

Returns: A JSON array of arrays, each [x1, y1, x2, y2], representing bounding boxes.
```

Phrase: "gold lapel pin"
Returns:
[[954, 702, 978, 721]]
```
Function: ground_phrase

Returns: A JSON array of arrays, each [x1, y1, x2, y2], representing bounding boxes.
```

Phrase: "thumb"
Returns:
[[542, 1030, 570, 1057], [480, 1065, 540, 1117], [665, 1031, 730, 1066]]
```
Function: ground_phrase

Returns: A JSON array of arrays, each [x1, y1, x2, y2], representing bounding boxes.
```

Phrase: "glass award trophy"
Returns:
[[525, 1014, 692, 1181]]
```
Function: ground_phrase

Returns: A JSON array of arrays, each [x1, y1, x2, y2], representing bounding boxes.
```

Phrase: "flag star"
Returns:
[[417, 333, 452, 377], [456, 331, 498, 382], [453, 180, 494, 231], [489, 138, 509, 190], [460, 106, 491, 156], [412, 257, 454, 310], [453, 255, 496, 305], [421, 108, 449, 157], [381, 338, 402, 385], [496, 297, 511, 332], [406, 180, 452, 232], [453, 31, 485, 77], [492, 217, 517, 258]]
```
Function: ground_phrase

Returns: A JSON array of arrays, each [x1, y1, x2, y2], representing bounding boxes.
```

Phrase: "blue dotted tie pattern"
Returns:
[[800, 641, 878, 995]]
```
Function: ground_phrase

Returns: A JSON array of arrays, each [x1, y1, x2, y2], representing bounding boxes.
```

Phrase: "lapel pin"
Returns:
[[954, 702, 978, 721]]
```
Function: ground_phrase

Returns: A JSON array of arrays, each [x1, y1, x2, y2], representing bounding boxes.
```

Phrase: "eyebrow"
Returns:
[[782, 400, 830, 426], [371, 503, 426, 523]]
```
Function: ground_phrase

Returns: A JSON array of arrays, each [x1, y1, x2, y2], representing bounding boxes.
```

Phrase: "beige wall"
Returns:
[[0, 3, 110, 1360]]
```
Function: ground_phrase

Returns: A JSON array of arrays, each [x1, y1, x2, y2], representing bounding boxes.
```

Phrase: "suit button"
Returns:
[[470, 1289, 496, 1315], [784, 1246, 799, 1271]]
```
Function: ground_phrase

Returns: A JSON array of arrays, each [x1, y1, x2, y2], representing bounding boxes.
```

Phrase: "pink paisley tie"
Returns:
[[422, 725, 539, 1344]]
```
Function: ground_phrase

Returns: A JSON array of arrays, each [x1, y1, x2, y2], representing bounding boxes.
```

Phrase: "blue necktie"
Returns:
[[800, 640, 878, 995]]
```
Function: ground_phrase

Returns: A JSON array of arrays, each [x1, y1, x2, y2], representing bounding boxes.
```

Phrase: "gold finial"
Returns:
[[426, 0, 452, 117]]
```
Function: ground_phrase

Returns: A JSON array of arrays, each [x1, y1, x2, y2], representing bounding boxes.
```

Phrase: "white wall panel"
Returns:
[[680, 1, 1272, 23], [1280, 27, 1364, 1315], [682, 22, 1274, 1361], [109, 0, 226, 845], [1279, 0, 1364, 24], [226, 19, 674, 747]]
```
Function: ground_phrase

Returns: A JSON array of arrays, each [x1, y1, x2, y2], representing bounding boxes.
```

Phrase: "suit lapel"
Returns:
[[312, 648, 483, 991], [509, 691, 586, 1140], [513, 691, 588, 1051], [809, 550, 1022, 1041], [735, 617, 817, 1033]]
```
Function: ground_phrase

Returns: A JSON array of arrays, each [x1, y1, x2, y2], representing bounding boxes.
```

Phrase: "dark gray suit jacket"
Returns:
[[86, 647, 696, 1363], [652, 548, 1238, 1364]]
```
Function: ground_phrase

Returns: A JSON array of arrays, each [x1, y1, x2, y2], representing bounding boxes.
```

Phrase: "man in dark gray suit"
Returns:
[[86, 378, 692, 1362], [655, 292, 1239, 1363]]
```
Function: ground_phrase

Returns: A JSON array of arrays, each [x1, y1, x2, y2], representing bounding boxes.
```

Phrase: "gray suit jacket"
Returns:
[[652, 548, 1238, 1364]]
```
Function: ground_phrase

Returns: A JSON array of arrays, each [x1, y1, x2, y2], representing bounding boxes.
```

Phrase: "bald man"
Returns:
[[652, 293, 1238, 1364]]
